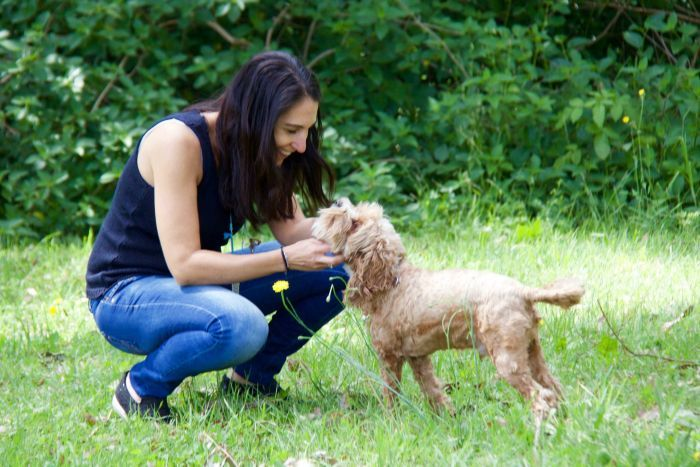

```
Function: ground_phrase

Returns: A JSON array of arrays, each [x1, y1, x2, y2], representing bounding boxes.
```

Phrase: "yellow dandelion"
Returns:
[[638, 88, 645, 97], [272, 280, 290, 294], [693, 451, 700, 462], [49, 304, 58, 316], [622, 116, 630, 124]]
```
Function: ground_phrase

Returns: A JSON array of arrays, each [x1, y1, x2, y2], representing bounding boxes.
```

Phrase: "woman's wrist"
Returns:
[[280, 246, 290, 273]]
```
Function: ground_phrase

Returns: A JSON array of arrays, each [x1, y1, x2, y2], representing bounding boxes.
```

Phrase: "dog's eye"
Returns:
[[332, 199, 342, 207]]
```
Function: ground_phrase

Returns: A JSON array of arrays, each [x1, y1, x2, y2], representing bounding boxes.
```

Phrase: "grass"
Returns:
[[0, 219, 698, 465]]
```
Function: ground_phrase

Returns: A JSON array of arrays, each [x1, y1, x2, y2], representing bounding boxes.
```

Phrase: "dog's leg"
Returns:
[[491, 344, 555, 420], [528, 337, 563, 399], [379, 354, 404, 408], [407, 356, 455, 416]]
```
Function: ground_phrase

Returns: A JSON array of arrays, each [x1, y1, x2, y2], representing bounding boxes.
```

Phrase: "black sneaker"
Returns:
[[219, 374, 287, 398], [112, 372, 172, 422]]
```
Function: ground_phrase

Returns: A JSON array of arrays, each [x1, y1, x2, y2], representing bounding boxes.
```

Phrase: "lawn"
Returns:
[[0, 219, 698, 465]]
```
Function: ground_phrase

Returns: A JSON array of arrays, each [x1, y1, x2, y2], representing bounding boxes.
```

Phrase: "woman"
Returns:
[[86, 51, 347, 421]]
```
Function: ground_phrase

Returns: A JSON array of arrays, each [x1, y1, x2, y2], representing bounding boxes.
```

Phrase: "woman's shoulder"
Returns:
[[137, 115, 205, 184], [144, 117, 201, 148]]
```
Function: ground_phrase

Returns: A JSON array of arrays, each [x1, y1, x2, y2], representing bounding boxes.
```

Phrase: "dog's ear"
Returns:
[[346, 236, 404, 308], [312, 202, 358, 252]]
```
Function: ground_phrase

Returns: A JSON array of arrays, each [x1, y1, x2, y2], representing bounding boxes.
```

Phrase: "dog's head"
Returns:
[[313, 198, 405, 306]]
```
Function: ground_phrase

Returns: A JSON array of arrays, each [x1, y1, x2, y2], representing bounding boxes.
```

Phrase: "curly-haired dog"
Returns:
[[312, 198, 584, 420]]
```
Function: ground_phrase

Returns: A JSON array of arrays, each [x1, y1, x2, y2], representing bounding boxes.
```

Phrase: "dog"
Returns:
[[312, 198, 584, 421]]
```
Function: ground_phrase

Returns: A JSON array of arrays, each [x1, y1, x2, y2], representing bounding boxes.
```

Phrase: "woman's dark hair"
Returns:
[[186, 51, 334, 229]]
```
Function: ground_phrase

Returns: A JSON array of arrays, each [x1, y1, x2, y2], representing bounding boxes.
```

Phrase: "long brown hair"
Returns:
[[187, 51, 334, 229]]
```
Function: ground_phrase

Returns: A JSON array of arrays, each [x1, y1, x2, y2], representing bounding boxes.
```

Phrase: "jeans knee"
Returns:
[[237, 308, 269, 361], [210, 304, 268, 365]]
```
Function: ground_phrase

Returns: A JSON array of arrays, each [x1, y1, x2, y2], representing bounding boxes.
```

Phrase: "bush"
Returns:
[[1, 0, 698, 237]]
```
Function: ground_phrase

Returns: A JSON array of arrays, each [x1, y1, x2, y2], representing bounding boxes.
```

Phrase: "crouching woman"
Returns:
[[85, 51, 347, 421]]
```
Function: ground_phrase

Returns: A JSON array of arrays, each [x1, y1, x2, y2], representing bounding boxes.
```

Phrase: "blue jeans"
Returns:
[[89, 241, 348, 399]]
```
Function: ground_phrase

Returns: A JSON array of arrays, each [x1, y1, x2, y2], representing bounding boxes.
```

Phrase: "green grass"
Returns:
[[1, 219, 698, 465]]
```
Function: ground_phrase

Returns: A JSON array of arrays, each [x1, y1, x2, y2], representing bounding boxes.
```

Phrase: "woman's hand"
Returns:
[[282, 238, 344, 271]]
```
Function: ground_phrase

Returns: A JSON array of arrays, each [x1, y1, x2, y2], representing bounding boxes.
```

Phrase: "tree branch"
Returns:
[[0, 72, 16, 86], [651, 29, 677, 64], [396, 19, 463, 36], [91, 56, 128, 113], [579, 1, 700, 25], [157, 19, 179, 28], [577, 6, 623, 49], [206, 20, 250, 48], [303, 18, 317, 63], [307, 48, 335, 70], [2, 119, 19, 137], [396, 0, 468, 81], [265, 4, 291, 50], [126, 54, 144, 79]]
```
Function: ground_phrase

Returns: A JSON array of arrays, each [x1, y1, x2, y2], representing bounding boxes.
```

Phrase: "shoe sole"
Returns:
[[112, 394, 129, 420]]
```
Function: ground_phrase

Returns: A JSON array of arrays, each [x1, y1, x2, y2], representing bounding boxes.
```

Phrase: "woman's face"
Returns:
[[273, 96, 319, 166]]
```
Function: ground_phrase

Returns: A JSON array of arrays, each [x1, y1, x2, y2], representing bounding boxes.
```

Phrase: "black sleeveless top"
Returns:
[[85, 111, 242, 299]]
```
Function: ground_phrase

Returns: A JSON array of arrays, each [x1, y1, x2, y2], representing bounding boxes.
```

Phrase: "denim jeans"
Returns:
[[89, 241, 348, 399]]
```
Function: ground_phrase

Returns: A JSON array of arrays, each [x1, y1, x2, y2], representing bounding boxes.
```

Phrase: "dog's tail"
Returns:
[[525, 278, 585, 309]]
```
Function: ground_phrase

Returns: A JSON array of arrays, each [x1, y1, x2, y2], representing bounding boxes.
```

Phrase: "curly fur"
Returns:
[[313, 198, 585, 420]]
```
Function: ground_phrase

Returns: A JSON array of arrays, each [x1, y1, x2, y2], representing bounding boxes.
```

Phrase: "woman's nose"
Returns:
[[292, 134, 307, 154]]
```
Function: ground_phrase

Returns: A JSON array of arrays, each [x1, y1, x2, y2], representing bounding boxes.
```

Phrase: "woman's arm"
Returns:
[[140, 123, 284, 285], [141, 123, 340, 286], [268, 195, 315, 245]]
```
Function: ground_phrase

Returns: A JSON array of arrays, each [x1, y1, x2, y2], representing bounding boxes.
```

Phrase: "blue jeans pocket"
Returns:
[[102, 276, 142, 304]]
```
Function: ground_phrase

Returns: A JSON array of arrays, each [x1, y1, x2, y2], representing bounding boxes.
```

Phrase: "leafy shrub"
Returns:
[[1, 0, 698, 238]]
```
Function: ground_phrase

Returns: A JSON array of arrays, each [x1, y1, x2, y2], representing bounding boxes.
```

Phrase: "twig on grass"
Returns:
[[596, 300, 699, 368], [661, 305, 694, 332], [199, 432, 239, 466]]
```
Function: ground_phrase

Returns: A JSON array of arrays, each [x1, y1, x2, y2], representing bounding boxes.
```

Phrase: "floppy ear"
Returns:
[[312, 208, 357, 252], [346, 237, 404, 308]]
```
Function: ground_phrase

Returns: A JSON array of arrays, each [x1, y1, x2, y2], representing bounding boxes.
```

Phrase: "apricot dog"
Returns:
[[313, 198, 584, 420]]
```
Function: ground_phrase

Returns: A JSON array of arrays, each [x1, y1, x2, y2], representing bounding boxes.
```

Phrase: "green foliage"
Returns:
[[514, 218, 543, 242], [597, 334, 620, 363], [1, 0, 699, 237]]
